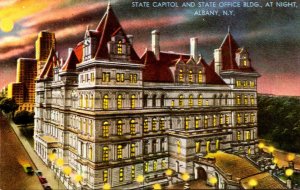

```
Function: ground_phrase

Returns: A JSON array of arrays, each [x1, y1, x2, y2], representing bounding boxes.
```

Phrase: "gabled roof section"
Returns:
[[39, 48, 58, 79], [61, 50, 79, 72], [200, 58, 226, 85], [186, 57, 196, 65], [93, 4, 140, 63], [74, 42, 83, 63]]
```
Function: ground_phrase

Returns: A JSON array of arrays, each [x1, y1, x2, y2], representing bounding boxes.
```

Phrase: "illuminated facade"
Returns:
[[7, 58, 37, 112], [34, 4, 260, 189]]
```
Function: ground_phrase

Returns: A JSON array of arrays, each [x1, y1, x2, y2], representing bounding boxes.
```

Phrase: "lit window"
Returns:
[[103, 95, 109, 110], [117, 145, 123, 159], [250, 81, 255, 88], [153, 160, 157, 171], [90, 94, 94, 109], [117, 95, 123, 109], [85, 95, 88, 108], [204, 115, 208, 128], [243, 60, 247, 66], [250, 95, 255, 105], [198, 70, 203, 83], [236, 80, 241, 87], [244, 114, 249, 123], [117, 120, 123, 135], [189, 95, 193, 107], [131, 95, 136, 109], [246, 131, 251, 140], [88, 145, 93, 160], [237, 113, 242, 124], [144, 119, 148, 133], [130, 119, 136, 135], [130, 143, 135, 157], [177, 141, 181, 154], [216, 140, 220, 150], [179, 95, 184, 107], [152, 118, 157, 131], [185, 117, 190, 130], [103, 169, 108, 183], [80, 95, 83, 108], [205, 100, 209, 106], [116, 73, 124, 82], [195, 117, 199, 129], [131, 166, 135, 180], [103, 146, 109, 161], [130, 74, 138, 83], [236, 95, 241, 105], [250, 113, 255, 123], [117, 40, 122, 55], [248, 147, 251, 155], [198, 95, 203, 106], [225, 115, 229, 125], [195, 141, 200, 153], [220, 114, 224, 125], [188, 70, 193, 83], [80, 118, 83, 131], [213, 115, 217, 127], [91, 73, 95, 82], [179, 69, 184, 82], [89, 121, 93, 136], [159, 118, 165, 131], [206, 141, 210, 153], [145, 162, 149, 172], [243, 81, 248, 87], [119, 168, 124, 182], [102, 121, 109, 137], [102, 72, 110, 82], [171, 100, 175, 107], [244, 95, 248, 105], [162, 159, 166, 169], [237, 131, 241, 141]]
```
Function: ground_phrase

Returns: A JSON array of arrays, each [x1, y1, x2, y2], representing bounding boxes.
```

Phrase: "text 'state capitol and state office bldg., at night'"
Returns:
[[17, 3, 278, 189]]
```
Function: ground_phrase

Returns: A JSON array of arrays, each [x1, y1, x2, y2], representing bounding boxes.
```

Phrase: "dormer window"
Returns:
[[117, 40, 122, 54]]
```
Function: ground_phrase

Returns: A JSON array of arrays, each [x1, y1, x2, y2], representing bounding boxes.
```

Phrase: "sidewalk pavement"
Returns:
[[8, 118, 66, 190]]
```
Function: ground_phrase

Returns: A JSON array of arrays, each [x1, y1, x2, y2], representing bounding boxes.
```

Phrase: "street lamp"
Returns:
[[63, 166, 72, 189], [258, 142, 265, 154], [287, 153, 295, 169], [285, 168, 293, 189], [181, 172, 190, 190], [248, 178, 258, 189], [103, 183, 111, 190], [56, 158, 64, 188], [165, 169, 173, 185], [268, 146, 275, 156], [136, 175, 144, 189], [48, 153, 57, 178], [209, 176, 218, 189], [152, 183, 162, 190], [75, 174, 83, 190]]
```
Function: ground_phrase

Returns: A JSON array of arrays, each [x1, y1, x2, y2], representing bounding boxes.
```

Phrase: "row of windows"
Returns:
[[80, 73, 95, 83], [177, 140, 219, 154], [236, 80, 255, 88], [236, 95, 255, 105], [79, 72, 138, 84], [178, 70, 204, 83], [143, 118, 165, 132], [236, 113, 256, 124], [101, 119, 139, 137]]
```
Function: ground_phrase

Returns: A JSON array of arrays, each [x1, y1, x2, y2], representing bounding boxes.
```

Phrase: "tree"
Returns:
[[0, 98, 19, 117], [13, 111, 34, 127]]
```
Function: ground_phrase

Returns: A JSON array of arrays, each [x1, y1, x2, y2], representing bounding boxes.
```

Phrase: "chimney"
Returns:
[[214, 48, 222, 75], [151, 30, 160, 60], [127, 35, 134, 45], [190, 37, 199, 62]]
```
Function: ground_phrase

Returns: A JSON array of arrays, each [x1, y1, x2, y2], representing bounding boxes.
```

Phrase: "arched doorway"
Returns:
[[197, 167, 207, 181]]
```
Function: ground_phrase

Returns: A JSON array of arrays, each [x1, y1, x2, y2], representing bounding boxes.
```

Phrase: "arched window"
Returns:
[[225, 115, 230, 125], [179, 69, 184, 82], [195, 117, 199, 129], [236, 95, 241, 105], [189, 95, 193, 107], [103, 169, 108, 182], [117, 120, 123, 135], [152, 118, 157, 131], [204, 115, 208, 128], [185, 117, 190, 130], [250, 113, 255, 124], [160, 95, 165, 107], [144, 162, 149, 172], [90, 94, 94, 109], [130, 143, 135, 157], [237, 113, 242, 124], [216, 140, 220, 150], [130, 119, 136, 135], [195, 141, 200, 153], [188, 70, 193, 83], [117, 145, 123, 159], [85, 119, 88, 134], [85, 95, 89, 108], [131, 95, 136, 109], [88, 145, 93, 160], [143, 94, 148, 107], [244, 113, 249, 123], [179, 95, 184, 107], [117, 40, 122, 54], [153, 160, 157, 171], [206, 141, 210, 153], [246, 131, 251, 140], [103, 95, 109, 110], [177, 141, 181, 154], [244, 95, 248, 105], [237, 131, 241, 141], [250, 95, 255, 105], [102, 121, 109, 137], [103, 146, 109, 161], [119, 168, 124, 182], [198, 70, 203, 83], [131, 166, 135, 180], [220, 114, 224, 125], [144, 119, 148, 133], [80, 95, 83, 108], [213, 94, 217, 106], [89, 120, 93, 136], [117, 94, 123, 109], [213, 115, 217, 127], [152, 94, 156, 107], [159, 118, 165, 130], [198, 94, 203, 106]]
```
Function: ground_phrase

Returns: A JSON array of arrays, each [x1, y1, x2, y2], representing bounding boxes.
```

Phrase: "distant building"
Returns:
[[7, 58, 37, 112], [34, 4, 262, 190]]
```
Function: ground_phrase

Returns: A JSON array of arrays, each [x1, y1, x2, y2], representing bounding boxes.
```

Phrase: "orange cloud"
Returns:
[[0, 45, 33, 61]]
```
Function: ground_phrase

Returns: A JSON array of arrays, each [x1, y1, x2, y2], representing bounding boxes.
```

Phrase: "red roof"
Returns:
[[93, 4, 140, 63], [61, 50, 79, 72], [74, 42, 83, 63], [39, 48, 58, 79], [141, 50, 225, 84], [219, 32, 256, 72]]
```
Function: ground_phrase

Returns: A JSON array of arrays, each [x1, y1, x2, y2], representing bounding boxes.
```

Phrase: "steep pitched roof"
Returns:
[[219, 32, 256, 72], [74, 42, 83, 63], [199, 58, 226, 85], [93, 4, 140, 62], [39, 48, 58, 79], [61, 50, 79, 72]]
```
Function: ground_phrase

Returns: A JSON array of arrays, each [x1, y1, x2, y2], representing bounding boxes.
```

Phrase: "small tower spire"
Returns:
[[228, 25, 231, 33], [107, 0, 111, 8]]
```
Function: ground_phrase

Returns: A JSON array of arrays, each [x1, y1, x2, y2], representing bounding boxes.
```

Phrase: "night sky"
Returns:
[[0, 0, 299, 96]]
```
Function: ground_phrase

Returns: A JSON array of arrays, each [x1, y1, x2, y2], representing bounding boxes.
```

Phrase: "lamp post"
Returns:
[[285, 168, 293, 189], [287, 153, 295, 169], [268, 146, 275, 157], [181, 172, 190, 190], [258, 142, 265, 154], [75, 174, 83, 190], [63, 166, 72, 189], [209, 176, 218, 189], [56, 158, 64, 189], [152, 183, 162, 190], [165, 169, 173, 185], [248, 178, 258, 189], [136, 175, 145, 189], [103, 183, 111, 190], [48, 153, 57, 170]]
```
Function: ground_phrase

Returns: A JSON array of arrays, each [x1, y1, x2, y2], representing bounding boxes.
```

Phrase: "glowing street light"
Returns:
[[136, 175, 144, 189], [103, 183, 111, 190], [165, 169, 173, 185], [56, 158, 64, 167], [48, 153, 57, 162], [258, 142, 265, 149], [152, 183, 162, 190], [181, 173, 190, 190], [63, 166, 72, 189], [248, 178, 258, 189], [287, 153, 295, 161], [268, 146, 275, 156], [285, 169, 294, 189], [209, 176, 218, 189], [285, 169, 293, 177]]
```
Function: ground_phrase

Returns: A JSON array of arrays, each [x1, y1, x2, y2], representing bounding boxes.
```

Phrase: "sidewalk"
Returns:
[[8, 117, 66, 190]]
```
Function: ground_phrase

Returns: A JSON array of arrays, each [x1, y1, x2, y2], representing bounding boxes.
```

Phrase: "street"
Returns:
[[0, 114, 43, 190]]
